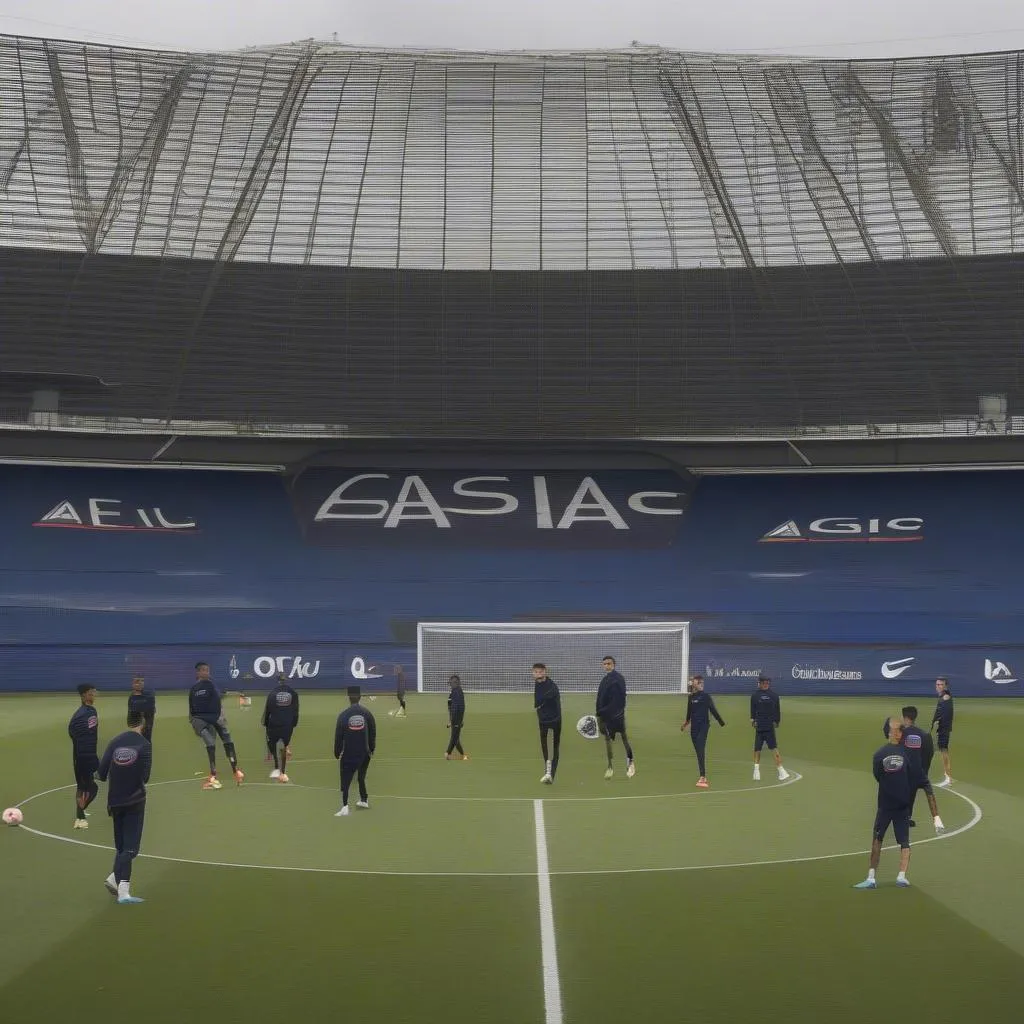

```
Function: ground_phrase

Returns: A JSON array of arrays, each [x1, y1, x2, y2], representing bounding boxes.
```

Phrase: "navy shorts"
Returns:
[[601, 716, 626, 740], [873, 807, 911, 849], [936, 731, 951, 751], [754, 728, 777, 752], [266, 727, 294, 748], [74, 757, 98, 789]]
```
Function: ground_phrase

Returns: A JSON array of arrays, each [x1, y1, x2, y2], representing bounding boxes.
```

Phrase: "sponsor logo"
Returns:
[[984, 659, 1017, 684], [348, 714, 366, 731], [87, 715, 98, 730], [904, 733, 922, 749], [704, 664, 762, 679], [351, 657, 382, 680], [34, 499, 197, 533], [273, 691, 294, 707], [881, 657, 916, 679], [229, 655, 240, 680], [113, 746, 139, 766], [882, 754, 905, 773], [313, 474, 685, 531], [252, 656, 320, 680], [760, 517, 923, 543], [791, 664, 864, 681]]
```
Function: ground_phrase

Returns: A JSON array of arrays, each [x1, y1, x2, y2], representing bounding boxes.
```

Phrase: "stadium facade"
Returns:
[[0, 35, 1022, 693]]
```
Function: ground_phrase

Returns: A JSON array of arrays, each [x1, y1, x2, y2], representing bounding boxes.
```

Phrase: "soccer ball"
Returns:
[[2, 807, 23, 826], [576, 715, 600, 740]]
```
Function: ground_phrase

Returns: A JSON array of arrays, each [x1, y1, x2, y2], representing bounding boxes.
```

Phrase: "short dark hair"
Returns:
[[533, 663, 547, 671], [195, 661, 209, 671], [127, 710, 145, 728], [692, 674, 704, 682], [602, 656, 616, 665], [758, 675, 771, 684], [901, 706, 918, 721], [449, 674, 461, 684], [347, 686, 361, 701], [77, 683, 95, 696]]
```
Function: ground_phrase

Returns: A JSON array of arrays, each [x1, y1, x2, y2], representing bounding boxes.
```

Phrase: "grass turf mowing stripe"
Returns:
[[534, 799, 564, 1024]]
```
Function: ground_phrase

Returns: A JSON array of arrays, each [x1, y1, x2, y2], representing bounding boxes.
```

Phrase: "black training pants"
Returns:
[[340, 757, 370, 806], [691, 725, 709, 777], [540, 720, 561, 777], [447, 721, 465, 756], [112, 803, 146, 883]]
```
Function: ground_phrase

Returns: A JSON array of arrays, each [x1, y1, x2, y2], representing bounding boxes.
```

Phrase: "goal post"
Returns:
[[416, 621, 690, 694]]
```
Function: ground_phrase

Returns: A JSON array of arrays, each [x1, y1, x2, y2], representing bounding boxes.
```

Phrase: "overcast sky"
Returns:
[[0, 0, 1020, 57]]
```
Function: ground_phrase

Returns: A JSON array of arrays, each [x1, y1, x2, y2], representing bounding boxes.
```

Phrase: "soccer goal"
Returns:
[[417, 621, 689, 693]]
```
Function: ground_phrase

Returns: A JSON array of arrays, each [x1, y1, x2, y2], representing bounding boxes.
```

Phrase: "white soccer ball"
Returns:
[[2, 807, 23, 826], [576, 715, 600, 740]]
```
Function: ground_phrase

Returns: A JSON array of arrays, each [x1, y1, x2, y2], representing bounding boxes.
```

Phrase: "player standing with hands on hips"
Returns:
[[854, 717, 945, 889], [682, 674, 725, 788], [334, 686, 376, 816], [597, 657, 635, 779], [750, 675, 789, 782], [98, 709, 151, 904], [931, 677, 954, 787]]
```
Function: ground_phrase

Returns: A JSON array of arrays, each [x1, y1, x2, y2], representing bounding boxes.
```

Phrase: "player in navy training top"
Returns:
[[98, 709, 152, 904], [854, 718, 945, 890], [334, 686, 376, 816], [446, 675, 468, 760], [127, 675, 156, 742], [682, 675, 725, 787], [931, 677, 955, 787], [883, 706, 935, 826], [750, 676, 790, 782], [188, 661, 244, 790], [596, 657, 635, 779], [68, 684, 100, 830], [262, 674, 299, 782], [533, 663, 562, 784]]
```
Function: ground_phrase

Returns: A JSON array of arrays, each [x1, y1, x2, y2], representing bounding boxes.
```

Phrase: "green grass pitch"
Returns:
[[1, 691, 1023, 1022]]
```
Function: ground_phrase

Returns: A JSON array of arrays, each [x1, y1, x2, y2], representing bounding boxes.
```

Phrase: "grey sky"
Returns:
[[0, 0, 1020, 57]]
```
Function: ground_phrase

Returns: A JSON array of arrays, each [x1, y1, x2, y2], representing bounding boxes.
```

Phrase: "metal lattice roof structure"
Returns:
[[1, 35, 1024, 469], [2, 36, 1024, 270]]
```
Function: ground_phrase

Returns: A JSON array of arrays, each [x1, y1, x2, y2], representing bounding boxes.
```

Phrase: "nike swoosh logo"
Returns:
[[881, 658, 915, 679]]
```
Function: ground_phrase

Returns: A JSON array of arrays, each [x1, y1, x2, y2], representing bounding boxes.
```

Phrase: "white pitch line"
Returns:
[[11, 779, 983, 879], [534, 800, 564, 1024]]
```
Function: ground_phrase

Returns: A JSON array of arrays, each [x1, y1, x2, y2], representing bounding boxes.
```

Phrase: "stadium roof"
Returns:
[[2, 34, 1024, 271], [1, 34, 1023, 468]]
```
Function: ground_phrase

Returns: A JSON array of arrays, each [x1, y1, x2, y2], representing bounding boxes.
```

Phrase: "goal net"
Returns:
[[417, 621, 689, 693]]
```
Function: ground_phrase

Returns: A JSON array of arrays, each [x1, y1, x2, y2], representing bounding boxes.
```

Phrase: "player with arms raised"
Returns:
[[596, 657, 635, 780]]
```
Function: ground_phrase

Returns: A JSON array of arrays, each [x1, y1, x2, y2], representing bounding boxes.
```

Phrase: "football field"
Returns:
[[2, 692, 1022, 1022]]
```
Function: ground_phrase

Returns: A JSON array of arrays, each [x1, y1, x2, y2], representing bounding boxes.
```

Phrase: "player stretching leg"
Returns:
[[751, 675, 789, 781], [597, 657, 635, 779], [533, 663, 562, 784], [263, 673, 300, 782], [189, 662, 244, 789]]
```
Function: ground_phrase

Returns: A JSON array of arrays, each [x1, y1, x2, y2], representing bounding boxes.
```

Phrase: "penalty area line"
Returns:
[[534, 799, 564, 1024]]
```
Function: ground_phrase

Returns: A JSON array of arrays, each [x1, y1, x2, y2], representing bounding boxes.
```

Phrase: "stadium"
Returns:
[[1, 32, 1022, 1023]]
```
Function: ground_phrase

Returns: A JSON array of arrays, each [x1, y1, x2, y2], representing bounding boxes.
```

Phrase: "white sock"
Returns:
[[545, 761, 551, 773], [118, 881, 130, 899], [897, 871, 907, 882], [867, 869, 876, 882]]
